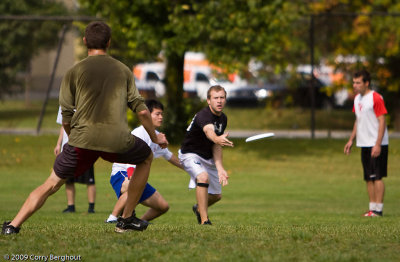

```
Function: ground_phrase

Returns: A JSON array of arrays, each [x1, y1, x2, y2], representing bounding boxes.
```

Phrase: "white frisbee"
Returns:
[[245, 132, 275, 142]]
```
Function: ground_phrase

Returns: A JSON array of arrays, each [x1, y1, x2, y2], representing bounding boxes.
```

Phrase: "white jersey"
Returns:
[[353, 91, 389, 147], [56, 106, 69, 149], [111, 126, 173, 175]]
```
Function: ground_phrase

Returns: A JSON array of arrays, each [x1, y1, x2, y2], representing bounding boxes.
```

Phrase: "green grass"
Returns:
[[0, 99, 60, 130], [1, 135, 400, 261]]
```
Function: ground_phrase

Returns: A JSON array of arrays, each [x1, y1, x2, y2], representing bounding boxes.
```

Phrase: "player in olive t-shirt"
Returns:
[[2, 22, 168, 235]]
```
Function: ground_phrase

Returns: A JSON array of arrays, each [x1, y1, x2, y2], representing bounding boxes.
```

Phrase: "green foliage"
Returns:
[[0, 0, 68, 99], [1, 135, 400, 261]]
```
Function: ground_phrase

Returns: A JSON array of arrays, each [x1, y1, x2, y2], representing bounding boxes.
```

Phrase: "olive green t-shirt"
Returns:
[[59, 54, 147, 153]]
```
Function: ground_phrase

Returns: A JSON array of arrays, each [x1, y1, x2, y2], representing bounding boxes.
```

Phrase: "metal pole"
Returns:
[[309, 15, 316, 139], [36, 24, 68, 134]]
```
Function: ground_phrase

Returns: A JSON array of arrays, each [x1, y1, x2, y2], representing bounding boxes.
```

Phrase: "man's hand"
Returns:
[[371, 144, 381, 158], [218, 169, 229, 186], [157, 132, 168, 149], [54, 145, 61, 156], [215, 133, 234, 147], [344, 140, 353, 155]]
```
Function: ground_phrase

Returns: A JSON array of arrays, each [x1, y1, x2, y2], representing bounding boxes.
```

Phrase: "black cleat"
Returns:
[[62, 207, 75, 213], [114, 214, 149, 233], [88, 209, 95, 214], [192, 204, 201, 224], [2, 221, 20, 235], [202, 220, 212, 225], [373, 211, 383, 216]]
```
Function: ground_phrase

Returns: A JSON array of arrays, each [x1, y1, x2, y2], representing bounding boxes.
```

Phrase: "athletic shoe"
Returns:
[[2, 221, 20, 235], [192, 204, 201, 224], [62, 207, 75, 213], [88, 209, 95, 214], [372, 211, 383, 216], [105, 218, 118, 223], [202, 220, 212, 225], [363, 210, 379, 217], [114, 215, 149, 233]]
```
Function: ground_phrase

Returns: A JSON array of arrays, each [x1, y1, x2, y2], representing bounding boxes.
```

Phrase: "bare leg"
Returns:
[[10, 170, 66, 228], [65, 183, 75, 205], [208, 194, 222, 207], [140, 191, 169, 221], [366, 181, 375, 203], [122, 153, 153, 218], [374, 180, 385, 203], [87, 184, 96, 203], [111, 192, 128, 217], [196, 172, 209, 224]]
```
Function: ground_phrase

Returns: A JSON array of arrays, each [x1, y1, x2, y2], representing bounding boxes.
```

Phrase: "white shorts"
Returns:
[[178, 150, 221, 195]]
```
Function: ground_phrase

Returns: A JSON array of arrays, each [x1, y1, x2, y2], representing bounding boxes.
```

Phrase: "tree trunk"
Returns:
[[164, 51, 186, 143]]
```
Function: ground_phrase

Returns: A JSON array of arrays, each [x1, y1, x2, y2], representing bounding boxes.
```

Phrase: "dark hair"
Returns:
[[145, 99, 164, 113], [207, 85, 226, 99], [353, 70, 371, 84], [84, 21, 111, 50]]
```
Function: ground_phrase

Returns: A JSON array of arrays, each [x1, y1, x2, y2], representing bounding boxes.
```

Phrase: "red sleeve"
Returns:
[[373, 92, 387, 117], [352, 104, 355, 113]]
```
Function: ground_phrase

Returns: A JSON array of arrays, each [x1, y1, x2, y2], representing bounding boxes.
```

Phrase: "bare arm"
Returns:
[[213, 144, 229, 186], [203, 124, 234, 147], [168, 154, 184, 170], [371, 115, 386, 158], [54, 127, 64, 156], [137, 109, 168, 148], [344, 120, 357, 155]]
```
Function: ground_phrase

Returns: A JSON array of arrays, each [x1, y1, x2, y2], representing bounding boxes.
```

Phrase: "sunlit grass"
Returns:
[[1, 135, 399, 261]]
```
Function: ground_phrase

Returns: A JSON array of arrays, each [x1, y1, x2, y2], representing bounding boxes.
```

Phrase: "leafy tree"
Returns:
[[0, 0, 68, 100], [307, 1, 400, 129], [78, 0, 306, 142]]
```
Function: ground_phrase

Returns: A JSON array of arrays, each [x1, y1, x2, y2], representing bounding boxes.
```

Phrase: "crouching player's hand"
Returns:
[[157, 132, 168, 149]]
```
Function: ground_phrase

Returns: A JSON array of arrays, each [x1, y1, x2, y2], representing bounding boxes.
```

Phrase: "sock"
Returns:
[[369, 202, 376, 211], [88, 203, 95, 212], [107, 214, 118, 222], [375, 203, 383, 212]]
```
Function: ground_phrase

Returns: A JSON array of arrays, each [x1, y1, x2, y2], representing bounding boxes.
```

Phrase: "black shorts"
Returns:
[[53, 136, 151, 180], [65, 166, 95, 185], [361, 145, 388, 181]]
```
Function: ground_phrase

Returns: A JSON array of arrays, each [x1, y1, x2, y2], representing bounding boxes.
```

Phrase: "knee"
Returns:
[[196, 173, 209, 184], [160, 203, 169, 214]]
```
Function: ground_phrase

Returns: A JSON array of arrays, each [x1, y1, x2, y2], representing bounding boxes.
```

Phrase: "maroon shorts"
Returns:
[[53, 136, 151, 180]]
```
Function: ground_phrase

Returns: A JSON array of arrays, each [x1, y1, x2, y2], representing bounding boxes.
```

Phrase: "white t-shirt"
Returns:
[[56, 106, 69, 149], [353, 91, 389, 147], [111, 126, 172, 175]]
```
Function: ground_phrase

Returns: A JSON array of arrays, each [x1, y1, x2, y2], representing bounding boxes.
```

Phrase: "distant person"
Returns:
[[179, 85, 233, 225], [344, 69, 389, 217], [2, 21, 167, 235], [54, 106, 96, 214], [106, 99, 183, 223]]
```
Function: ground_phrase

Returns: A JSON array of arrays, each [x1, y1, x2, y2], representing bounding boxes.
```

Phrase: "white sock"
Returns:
[[375, 203, 383, 212], [369, 202, 377, 211], [107, 214, 118, 222]]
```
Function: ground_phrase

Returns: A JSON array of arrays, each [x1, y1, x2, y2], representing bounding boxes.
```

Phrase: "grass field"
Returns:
[[0, 135, 399, 261]]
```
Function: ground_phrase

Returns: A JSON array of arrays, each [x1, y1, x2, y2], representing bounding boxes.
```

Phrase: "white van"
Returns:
[[133, 52, 247, 100]]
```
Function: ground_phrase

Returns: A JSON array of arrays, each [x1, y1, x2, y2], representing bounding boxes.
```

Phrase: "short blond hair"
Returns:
[[207, 85, 226, 99]]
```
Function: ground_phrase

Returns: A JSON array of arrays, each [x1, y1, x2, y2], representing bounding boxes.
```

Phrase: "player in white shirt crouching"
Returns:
[[106, 100, 183, 223]]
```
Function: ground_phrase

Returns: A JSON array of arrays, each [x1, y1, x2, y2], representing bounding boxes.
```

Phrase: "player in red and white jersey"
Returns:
[[344, 70, 389, 217]]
